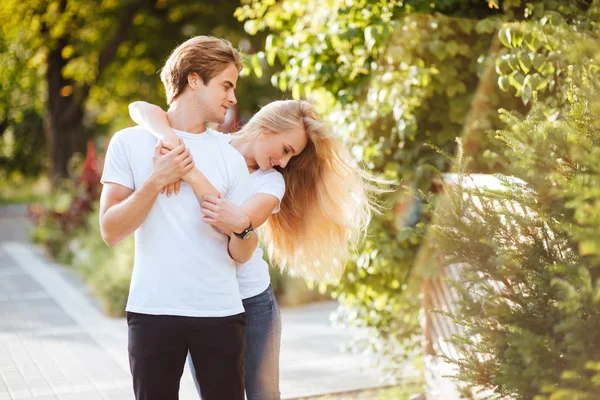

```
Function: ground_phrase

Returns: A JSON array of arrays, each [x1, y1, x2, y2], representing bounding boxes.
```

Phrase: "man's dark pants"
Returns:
[[127, 311, 246, 400]]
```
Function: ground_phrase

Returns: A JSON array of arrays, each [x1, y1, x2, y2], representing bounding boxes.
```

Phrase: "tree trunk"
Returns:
[[46, 38, 85, 179], [45, 105, 85, 179], [44, 2, 141, 179], [459, 33, 502, 160]]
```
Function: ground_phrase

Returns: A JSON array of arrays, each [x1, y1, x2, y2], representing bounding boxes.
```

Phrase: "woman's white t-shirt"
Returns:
[[220, 134, 286, 299]]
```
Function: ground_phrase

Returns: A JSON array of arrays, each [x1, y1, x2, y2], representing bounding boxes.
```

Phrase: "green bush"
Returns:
[[234, 0, 520, 380], [427, 2, 600, 398], [70, 204, 133, 317], [269, 265, 330, 307], [433, 62, 600, 400], [0, 173, 50, 205]]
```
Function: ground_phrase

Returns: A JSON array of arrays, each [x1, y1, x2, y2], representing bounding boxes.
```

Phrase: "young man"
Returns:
[[99, 36, 256, 400]]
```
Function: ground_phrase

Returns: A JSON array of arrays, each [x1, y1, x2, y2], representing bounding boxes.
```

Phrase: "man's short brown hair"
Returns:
[[160, 36, 243, 105]]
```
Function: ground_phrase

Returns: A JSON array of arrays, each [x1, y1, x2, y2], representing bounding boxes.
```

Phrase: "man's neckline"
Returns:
[[172, 128, 213, 140]]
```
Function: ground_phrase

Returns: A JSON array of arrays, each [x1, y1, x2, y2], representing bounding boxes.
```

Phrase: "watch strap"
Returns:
[[233, 222, 253, 240]]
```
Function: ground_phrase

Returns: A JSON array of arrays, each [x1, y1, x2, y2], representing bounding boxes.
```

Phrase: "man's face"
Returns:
[[195, 64, 239, 124]]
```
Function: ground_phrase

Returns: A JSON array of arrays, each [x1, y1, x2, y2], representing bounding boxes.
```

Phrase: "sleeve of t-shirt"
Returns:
[[225, 156, 252, 207], [254, 171, 286, 214], [100, 131, 135, 190]]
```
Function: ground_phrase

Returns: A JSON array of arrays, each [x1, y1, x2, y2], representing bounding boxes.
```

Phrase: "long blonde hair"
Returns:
[[235, 100, 386, 281]]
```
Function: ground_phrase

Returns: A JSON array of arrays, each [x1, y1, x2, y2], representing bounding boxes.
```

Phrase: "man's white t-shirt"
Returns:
[[220, 134, 286, 299], [101, 127, 253, 317]]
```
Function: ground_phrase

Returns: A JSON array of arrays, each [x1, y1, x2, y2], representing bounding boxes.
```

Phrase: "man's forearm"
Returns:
[[101, 177, 162, 247], [228, 234, 258, 264]]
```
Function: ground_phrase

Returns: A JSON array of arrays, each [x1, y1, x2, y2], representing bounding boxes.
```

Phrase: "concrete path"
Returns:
[[0, 206, 389, 399], [0, 205, 31, 244]]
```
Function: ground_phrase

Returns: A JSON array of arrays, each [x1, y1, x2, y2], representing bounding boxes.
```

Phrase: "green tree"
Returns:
[[431, 2, 600, 397], [0, 0, 279, 179], [0, 33, 46, 176], [235, 0, 525, 378]]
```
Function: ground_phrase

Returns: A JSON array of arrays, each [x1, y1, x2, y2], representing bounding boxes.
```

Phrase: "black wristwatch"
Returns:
[[233, 222, 253, 240]]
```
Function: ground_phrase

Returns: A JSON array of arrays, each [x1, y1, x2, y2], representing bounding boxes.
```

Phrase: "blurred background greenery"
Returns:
[[1, 0, 599, 398]]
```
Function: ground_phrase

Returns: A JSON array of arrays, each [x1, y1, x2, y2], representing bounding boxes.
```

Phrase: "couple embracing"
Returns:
[[100, 35, 380, 400]]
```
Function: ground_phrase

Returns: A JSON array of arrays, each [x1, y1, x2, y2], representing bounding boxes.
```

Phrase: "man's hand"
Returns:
[[150, 140, 194, 191]]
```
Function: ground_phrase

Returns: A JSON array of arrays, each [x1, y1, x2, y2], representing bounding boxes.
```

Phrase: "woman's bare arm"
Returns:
[[201, 193, 279, 236], [183, 169, 220, 198], [129, 101, 180, 148], [201, 193, 279, 264], [129, 101, 219, 198]]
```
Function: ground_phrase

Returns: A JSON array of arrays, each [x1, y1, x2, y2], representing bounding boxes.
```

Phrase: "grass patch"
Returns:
[[0, 173, 50, 205]]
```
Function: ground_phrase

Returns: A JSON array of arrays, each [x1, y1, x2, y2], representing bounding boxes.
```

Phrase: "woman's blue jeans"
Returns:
[[188, 284, 282, 400]]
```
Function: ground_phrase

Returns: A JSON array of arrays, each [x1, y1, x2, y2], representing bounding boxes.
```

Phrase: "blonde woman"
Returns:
[[128, 99, 381, 400]]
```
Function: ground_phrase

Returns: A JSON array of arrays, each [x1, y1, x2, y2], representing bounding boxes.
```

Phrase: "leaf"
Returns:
[[266, 50, 276, 67], [518, 53, 532, 74], [498, 75, 510, 92], [531, 53, 546, 72], [292, 82, 301, 99], [521, 76, 533, 103], [496, 56, 514, 75], [539, 61, 556, 76], [277, 74, 288, 92], [499, 28, 513, 48], [509, 71, 525, 91], [364, 25, 378, 52], [528, 73, 548, 90], [579, 240, 598, 256], [250, 54, 263, 79], [524, 32, 542, 52], [61, 45, 75, 60]]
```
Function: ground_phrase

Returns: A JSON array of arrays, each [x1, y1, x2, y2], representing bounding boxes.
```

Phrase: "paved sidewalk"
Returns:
[[0, 240, 389, 400]]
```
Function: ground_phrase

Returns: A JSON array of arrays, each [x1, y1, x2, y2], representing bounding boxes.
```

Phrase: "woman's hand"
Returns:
[[201, 194, 251, 236], [159, 139, 185, 197]]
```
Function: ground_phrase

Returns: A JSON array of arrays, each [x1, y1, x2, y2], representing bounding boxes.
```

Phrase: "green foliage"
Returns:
[[494, 1, 599, 105], [235, 0, 517, 379], [269, 264, 330, 307], [0, 0, 282, 177], [432, 62, 600, 400], [540, 362, 600, 400], [30, 140, 101, 260], [71, 204, 134, 317], [0, 174, 50, 205], [0, 32, 46, 175]]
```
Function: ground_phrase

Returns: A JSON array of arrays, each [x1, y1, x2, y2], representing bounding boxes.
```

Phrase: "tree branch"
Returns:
[[97, 3, 142, 78], [63, 2, 143, 123], [0, 118, 8, 138]]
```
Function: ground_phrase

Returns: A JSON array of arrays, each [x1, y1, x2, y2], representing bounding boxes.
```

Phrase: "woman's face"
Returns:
[[254, 126, 308, 170]]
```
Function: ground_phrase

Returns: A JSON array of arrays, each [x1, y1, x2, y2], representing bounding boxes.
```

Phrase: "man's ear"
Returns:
[[187, 72, 204, 90]]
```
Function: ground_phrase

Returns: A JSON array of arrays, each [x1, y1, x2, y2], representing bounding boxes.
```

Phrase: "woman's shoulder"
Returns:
[[253, 168, 285, 188], [255, 167, 283, 180]]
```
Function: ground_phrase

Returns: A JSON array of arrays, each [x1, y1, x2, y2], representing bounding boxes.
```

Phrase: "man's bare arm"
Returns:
[[100, 141, 194, 247], [100, 181, 162, 247]]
